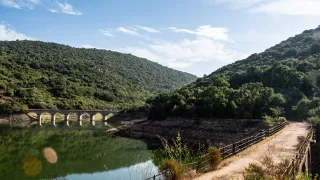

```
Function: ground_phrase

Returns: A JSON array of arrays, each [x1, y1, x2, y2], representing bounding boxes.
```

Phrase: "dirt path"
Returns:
[[194, 122, 310, 180]]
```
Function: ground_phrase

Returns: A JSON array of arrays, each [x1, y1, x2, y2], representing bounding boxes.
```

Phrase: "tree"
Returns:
[[283, 48, 298, 58], [0, 40, 196, 111], [293, 98, 311, 120], [270, 107, 284, 117], [148, 27, 320, 121], [311, 44, 320, 54], [307, 116, 320, 131], [0, 49, 6, 56]]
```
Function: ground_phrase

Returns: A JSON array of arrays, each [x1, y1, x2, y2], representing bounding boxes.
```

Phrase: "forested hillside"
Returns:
[[0, 41, 196, 112], [148, 26, 320, 123]]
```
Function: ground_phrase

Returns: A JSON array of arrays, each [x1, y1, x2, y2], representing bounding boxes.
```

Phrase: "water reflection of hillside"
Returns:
[[63, 160, 158, 180], [0, 128, 153, 180]]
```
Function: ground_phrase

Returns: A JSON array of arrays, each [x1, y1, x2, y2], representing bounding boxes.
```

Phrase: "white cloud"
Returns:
[[28, 0, 41, 4], [118, 37, 247, 70], [196, 26, 229, 41], [169, 25, 229, 41], [87, 24, 247, 73], [56, 1, 82, 15], [117, 27, 139, 36], [0, 0, 82, 14], [119, 47, 166, 63], [0, 24, 34, 40], [169, 27, 195, 34], [137, 26, 160, 33], [251, 0, 320, 16], [49, 9, 57, 13], [209, 0, 320, 16], [99, 29, 113, 37], [151, 37, 246, 62], [207, 0, 267, 9], [0, 0, 21, 9], [0, 0, 42, 9]]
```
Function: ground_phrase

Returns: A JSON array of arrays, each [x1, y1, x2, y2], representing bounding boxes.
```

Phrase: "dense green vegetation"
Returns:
[[0, 128, 153, 180], [0, 41, 196, 112], [148, 26, 320, 123]]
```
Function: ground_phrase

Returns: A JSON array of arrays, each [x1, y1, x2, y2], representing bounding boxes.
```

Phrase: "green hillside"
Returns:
[[0, 40, 196, 112], [148, 26, 320, 122]]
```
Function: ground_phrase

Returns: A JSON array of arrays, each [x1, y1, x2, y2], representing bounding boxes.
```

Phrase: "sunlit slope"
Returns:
[[0, 40, 196, 111], [147, 26, 320, 120]]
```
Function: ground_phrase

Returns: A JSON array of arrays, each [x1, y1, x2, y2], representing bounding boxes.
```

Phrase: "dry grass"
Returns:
[[243, 163, 267, 180], [207, 147, 222, 170], [160, 159, 181, 180], [241, 155, 291, 180]]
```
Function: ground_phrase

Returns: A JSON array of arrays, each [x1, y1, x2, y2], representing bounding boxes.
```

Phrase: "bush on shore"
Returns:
[[159, 159, 181, 180], [206, 146, 222, 170]]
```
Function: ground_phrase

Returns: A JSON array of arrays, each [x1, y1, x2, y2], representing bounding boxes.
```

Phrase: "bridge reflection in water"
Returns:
[[25, 109, 117, 126]]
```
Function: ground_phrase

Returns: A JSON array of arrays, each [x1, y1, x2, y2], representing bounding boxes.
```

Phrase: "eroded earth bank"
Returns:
[[115, 118, 268, 147]]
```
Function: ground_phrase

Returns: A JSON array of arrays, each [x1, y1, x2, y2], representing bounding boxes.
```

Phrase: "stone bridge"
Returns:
[[26, 109, 118, 126]]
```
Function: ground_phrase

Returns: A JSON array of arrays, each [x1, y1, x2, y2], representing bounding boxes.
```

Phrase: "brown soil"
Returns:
[[116, 118, 266, 146]]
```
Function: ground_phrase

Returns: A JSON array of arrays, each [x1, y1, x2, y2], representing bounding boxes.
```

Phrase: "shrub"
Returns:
[[259, 155, 288, 179], [278, 117, 286, 123], [263, 115, 274, 127], [243, 163, 267, 180], [244, 155, 313, 180], [283, 48, 298, 58], [294, 172, 319, 180], [307, 116, 320, 130], [207, 146, 222, 170], [264, 115, 286, 127], [160, 132, 203, 164], [253, 155, 292, 179], [274, 159, 291, 179], [0, 82, 6, 90], [308, 107, 320, 117], [311, 44, 320, 55], [159, 159, 180, 180]]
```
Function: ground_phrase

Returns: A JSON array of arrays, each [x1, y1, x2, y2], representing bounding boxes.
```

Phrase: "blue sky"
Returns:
[[0, 0, 319, 76]]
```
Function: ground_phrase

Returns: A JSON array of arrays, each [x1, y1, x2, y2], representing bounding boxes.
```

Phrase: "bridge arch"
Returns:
[[66, 112, 79, 126], [39, 112, 53, 126], [101, 113, 113, 126], [53, 113, 65, 126], [80, 112, 94, 126], [105, 113, 114, 120], [27, 111, 38, 119], [25, 109, 117, 127], [92, 113, 103, 121], [79, 113, 90, 121]]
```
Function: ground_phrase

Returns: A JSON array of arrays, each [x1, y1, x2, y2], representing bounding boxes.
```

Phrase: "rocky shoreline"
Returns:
[[114, 117, 267, 147]]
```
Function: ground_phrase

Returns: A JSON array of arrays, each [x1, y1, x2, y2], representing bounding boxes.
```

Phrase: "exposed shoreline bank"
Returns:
[[113, 117, 267, 147]]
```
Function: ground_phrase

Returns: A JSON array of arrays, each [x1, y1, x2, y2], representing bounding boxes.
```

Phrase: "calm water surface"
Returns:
[[0, 125, 159, 180]]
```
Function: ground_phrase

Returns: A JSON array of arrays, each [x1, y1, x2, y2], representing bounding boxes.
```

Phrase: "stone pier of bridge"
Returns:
[[25, 109, 117, 126]]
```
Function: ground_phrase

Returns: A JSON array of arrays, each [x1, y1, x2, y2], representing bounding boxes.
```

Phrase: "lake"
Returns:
[[0, 125, 160, 180]]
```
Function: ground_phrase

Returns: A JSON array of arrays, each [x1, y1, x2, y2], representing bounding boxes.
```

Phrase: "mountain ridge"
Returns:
[[0, 40, 197, 112], [148, 26, 320, 121]]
